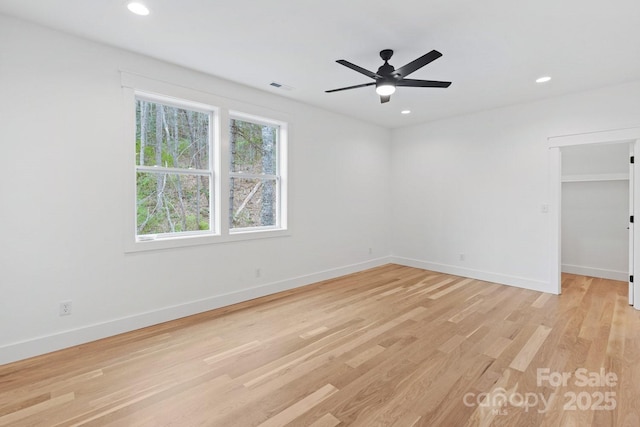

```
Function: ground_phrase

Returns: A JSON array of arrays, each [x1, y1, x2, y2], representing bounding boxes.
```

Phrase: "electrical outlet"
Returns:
[[459, 253, 465, 262], [368, 247, 373, 255], [255, 268, 261, 278], [59, 301, 72, 316]]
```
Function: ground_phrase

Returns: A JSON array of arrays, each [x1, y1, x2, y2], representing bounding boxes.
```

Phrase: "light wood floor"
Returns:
[[2, 264, 640, 426]]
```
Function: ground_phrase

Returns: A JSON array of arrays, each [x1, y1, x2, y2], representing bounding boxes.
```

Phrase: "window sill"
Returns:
[[125, 228, 290, 253]]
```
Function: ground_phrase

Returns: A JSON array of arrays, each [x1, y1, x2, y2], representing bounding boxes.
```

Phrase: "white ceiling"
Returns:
[[2, 0, 640, 128]]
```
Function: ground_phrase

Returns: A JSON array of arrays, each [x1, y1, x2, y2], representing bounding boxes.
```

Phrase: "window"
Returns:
[[229, 116, 284, 231], [135, 94, 215, 239], [124, 73, 289, 251]]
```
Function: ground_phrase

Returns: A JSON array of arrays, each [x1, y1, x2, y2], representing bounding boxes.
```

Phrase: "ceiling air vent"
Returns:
[[269, 82, 293, 91]]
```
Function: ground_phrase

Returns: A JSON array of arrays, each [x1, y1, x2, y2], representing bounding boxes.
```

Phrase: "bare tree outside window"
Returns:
[[135, 98, 212, 236], [229, 118, 279, 229]]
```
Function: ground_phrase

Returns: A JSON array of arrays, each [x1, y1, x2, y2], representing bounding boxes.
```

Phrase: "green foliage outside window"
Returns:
[[230, 119, 278, 229], [135, 99, 211, 235]]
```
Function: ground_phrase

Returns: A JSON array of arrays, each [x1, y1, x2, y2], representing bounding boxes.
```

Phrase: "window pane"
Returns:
[[230, 177, 277, 228], [136, 100, 209, 169], [230, 119, 277, 173], [137, 172, 211, 235]]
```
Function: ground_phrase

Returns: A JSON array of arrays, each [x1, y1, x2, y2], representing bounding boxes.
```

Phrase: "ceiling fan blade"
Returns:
[[394, 50, 443, 78], [325, 82, 376, 93], [336, 60, 381, 80], [396, 79, 451, 88], [380, 95, 391, 103]]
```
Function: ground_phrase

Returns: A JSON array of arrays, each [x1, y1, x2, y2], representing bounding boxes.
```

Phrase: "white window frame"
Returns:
[[229, 112, 288, 234], [121, 71, 289, 253], [135, 92, 218, 240]]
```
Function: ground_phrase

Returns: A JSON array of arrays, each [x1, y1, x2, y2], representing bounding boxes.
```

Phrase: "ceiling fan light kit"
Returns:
[[326, 49, 451, 104], [375, 83, 396, 96]]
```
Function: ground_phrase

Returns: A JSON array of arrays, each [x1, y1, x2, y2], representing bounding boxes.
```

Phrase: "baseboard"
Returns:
[[561, 264, 628, 282], [390, 256, 553, 294], [0, 257, 391, 366]]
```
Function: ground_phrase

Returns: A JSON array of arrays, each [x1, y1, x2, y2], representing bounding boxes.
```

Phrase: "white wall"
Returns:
[[561, 144, 629, 280], [0, 15, 391, 364], [390, 81, 640, 292], [561, 181, 628, 280]]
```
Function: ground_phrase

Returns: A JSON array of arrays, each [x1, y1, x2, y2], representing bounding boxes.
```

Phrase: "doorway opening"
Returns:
[[561, 143, 630, 289], [548, 127, 640, 307]]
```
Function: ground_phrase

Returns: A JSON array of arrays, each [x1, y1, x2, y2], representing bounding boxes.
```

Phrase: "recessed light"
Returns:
[[401, 110, 411, 115], [536, 76, 551, 83], [127, 2, 150, 16]]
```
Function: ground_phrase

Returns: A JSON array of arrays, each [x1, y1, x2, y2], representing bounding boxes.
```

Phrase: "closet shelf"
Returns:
[[561, 173, 629, 182]]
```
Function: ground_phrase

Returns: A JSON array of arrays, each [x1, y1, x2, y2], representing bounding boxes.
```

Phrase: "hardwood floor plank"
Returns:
[[203, 340, 262, 365], [438, 334, 467, 354], [0, 392, 74, 426], [420, 277, 456, 294], [346, 345, 386, 368], [509, 325, 552, 371], [429, 278, 474, 299], [300, 326, 330, 339], [482, 336, 513, 359], [448, 298, 484, 323], [532, 292, 552, 308], [309, 413, 342, 427], [256, 384, 338, 427]]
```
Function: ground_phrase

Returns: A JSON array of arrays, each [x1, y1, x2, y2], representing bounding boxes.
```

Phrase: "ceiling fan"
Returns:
[[326, 49, 451, 103]]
